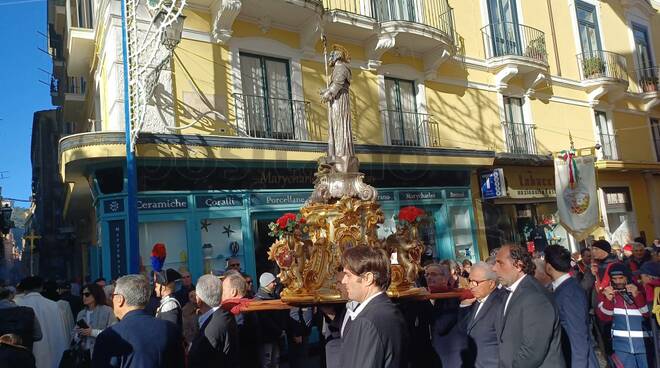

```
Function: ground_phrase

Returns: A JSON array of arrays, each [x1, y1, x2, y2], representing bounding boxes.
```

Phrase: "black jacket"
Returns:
[[0, 343, 35, 368], [188, 307, 239, 368], [92, 309, 184, 368], [0, 305, 39, 351], [396, 299, 441, 367], [254, 288, 286, 343], [461, 288, 506, 368], [339, 293, 409, 368], [496, 275, 565, 368]]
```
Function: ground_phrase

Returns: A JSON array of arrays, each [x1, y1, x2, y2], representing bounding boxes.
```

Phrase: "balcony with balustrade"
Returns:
[[232, 93, 313, 141], [324, 0, 456, 73], [576, 50, 629, 104], [381, 109, 440, 148], [501, 122, 538, 156], [636, 66, 659, 112], [481, 22, 549, 92]]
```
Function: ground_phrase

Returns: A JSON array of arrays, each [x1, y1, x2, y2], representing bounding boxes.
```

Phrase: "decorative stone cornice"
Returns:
[[621, 0, 657, 18], [423, 47, 451, 80]]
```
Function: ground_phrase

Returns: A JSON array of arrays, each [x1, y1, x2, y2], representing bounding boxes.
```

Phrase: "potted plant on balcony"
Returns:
[[525, 37, 546, 61], [582, 56, 605, 78], [640, 75, 659, 92]]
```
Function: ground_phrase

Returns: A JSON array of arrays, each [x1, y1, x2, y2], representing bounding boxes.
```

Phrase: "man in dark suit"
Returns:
[[92, 274, 184, 368], [544, 245, 599, 368], [188, 274, 239, 368], [339, 246, 409, 368], [492, 244, 565, 368], [459, 262, 505, 368]]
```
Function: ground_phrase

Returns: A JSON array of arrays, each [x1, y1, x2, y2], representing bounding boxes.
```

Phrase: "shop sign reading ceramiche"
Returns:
[[137, 196, 188, 211]]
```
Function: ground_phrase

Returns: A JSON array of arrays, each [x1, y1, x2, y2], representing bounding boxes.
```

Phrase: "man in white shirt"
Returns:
[[492, 244, 565, 368], [338, 246, 409, 368]]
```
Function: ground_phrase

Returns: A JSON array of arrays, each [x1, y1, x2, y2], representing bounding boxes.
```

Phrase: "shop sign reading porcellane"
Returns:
[[554, 152, 599, 240], [137, 197, 188, 211], [250, 192, 312, 206]]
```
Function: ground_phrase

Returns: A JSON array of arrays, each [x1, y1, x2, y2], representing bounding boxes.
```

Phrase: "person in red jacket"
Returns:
[[596, 263, 653, 368]]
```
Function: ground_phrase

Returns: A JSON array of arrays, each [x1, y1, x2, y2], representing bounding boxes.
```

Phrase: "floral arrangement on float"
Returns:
[[268, 213, 307, 240], [267, 213, 308, 286], [381, 206, 426, 297], [397, 206, 426, 240]]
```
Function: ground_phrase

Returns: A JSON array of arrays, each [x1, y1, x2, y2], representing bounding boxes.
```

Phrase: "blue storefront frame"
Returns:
[[93, 187, 479, 283]]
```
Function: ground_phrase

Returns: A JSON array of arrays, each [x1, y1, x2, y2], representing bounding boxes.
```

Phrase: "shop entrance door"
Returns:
[[252, 211, 287, 278]]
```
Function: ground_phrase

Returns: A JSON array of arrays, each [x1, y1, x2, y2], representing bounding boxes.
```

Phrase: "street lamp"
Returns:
[[154, 11, 186, 51]]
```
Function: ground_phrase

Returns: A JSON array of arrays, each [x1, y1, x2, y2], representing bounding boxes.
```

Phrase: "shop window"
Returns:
[[200, 218, 244, 274], [139, 221, 188, 274], [96, 167, 123, 194], [448, 206, 475, 261], [252, 214, 285, 278]]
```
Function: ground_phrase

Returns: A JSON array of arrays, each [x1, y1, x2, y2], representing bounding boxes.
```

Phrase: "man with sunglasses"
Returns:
[[459, 262, 506, 368]]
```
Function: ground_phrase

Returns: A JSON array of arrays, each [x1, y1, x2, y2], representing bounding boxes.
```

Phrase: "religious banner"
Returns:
[[554, 151, 599, 240]]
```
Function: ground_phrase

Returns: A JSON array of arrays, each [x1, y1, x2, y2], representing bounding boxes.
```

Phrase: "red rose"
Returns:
[[399, 206, 425, 223], [299, 217, 306, 224], [276, 213, 298, 229]]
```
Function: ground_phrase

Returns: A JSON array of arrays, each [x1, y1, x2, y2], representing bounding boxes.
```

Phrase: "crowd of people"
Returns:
[[0, 241, 658, 368]]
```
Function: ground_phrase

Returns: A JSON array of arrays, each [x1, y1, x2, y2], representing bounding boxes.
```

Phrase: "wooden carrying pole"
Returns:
[[238, 290, 466, 312]]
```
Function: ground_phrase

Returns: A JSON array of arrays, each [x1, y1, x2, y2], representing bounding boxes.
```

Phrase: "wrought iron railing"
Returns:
[[636, 66, 659, 93], [501, 122, 537, 155], [481, 22, 547, 64], [381, 109, 436, 147], [65, 76, 87, 95], [576, 50, 627, 81], [233, 93, 310, 140], [323, 0, 455, 42]]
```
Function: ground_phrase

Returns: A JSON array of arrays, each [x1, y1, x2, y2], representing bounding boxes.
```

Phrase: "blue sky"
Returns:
[[0, 0, 52, 205]]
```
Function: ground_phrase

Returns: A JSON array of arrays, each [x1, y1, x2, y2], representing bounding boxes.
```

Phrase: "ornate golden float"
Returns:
[[266, 43, 427, 304]]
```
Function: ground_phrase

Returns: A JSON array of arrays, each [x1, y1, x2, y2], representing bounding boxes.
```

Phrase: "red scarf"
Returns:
[[221, 298, 252, 315]]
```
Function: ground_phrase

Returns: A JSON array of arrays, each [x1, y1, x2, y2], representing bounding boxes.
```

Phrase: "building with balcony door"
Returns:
[[46, 0, 660, 282]]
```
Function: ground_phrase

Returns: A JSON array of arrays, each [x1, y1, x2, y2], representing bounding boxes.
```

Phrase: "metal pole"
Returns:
[[120, 0, 139, 274]]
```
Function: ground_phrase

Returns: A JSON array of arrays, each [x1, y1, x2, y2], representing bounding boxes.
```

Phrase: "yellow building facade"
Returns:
[[49, 0, 660, 279]]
